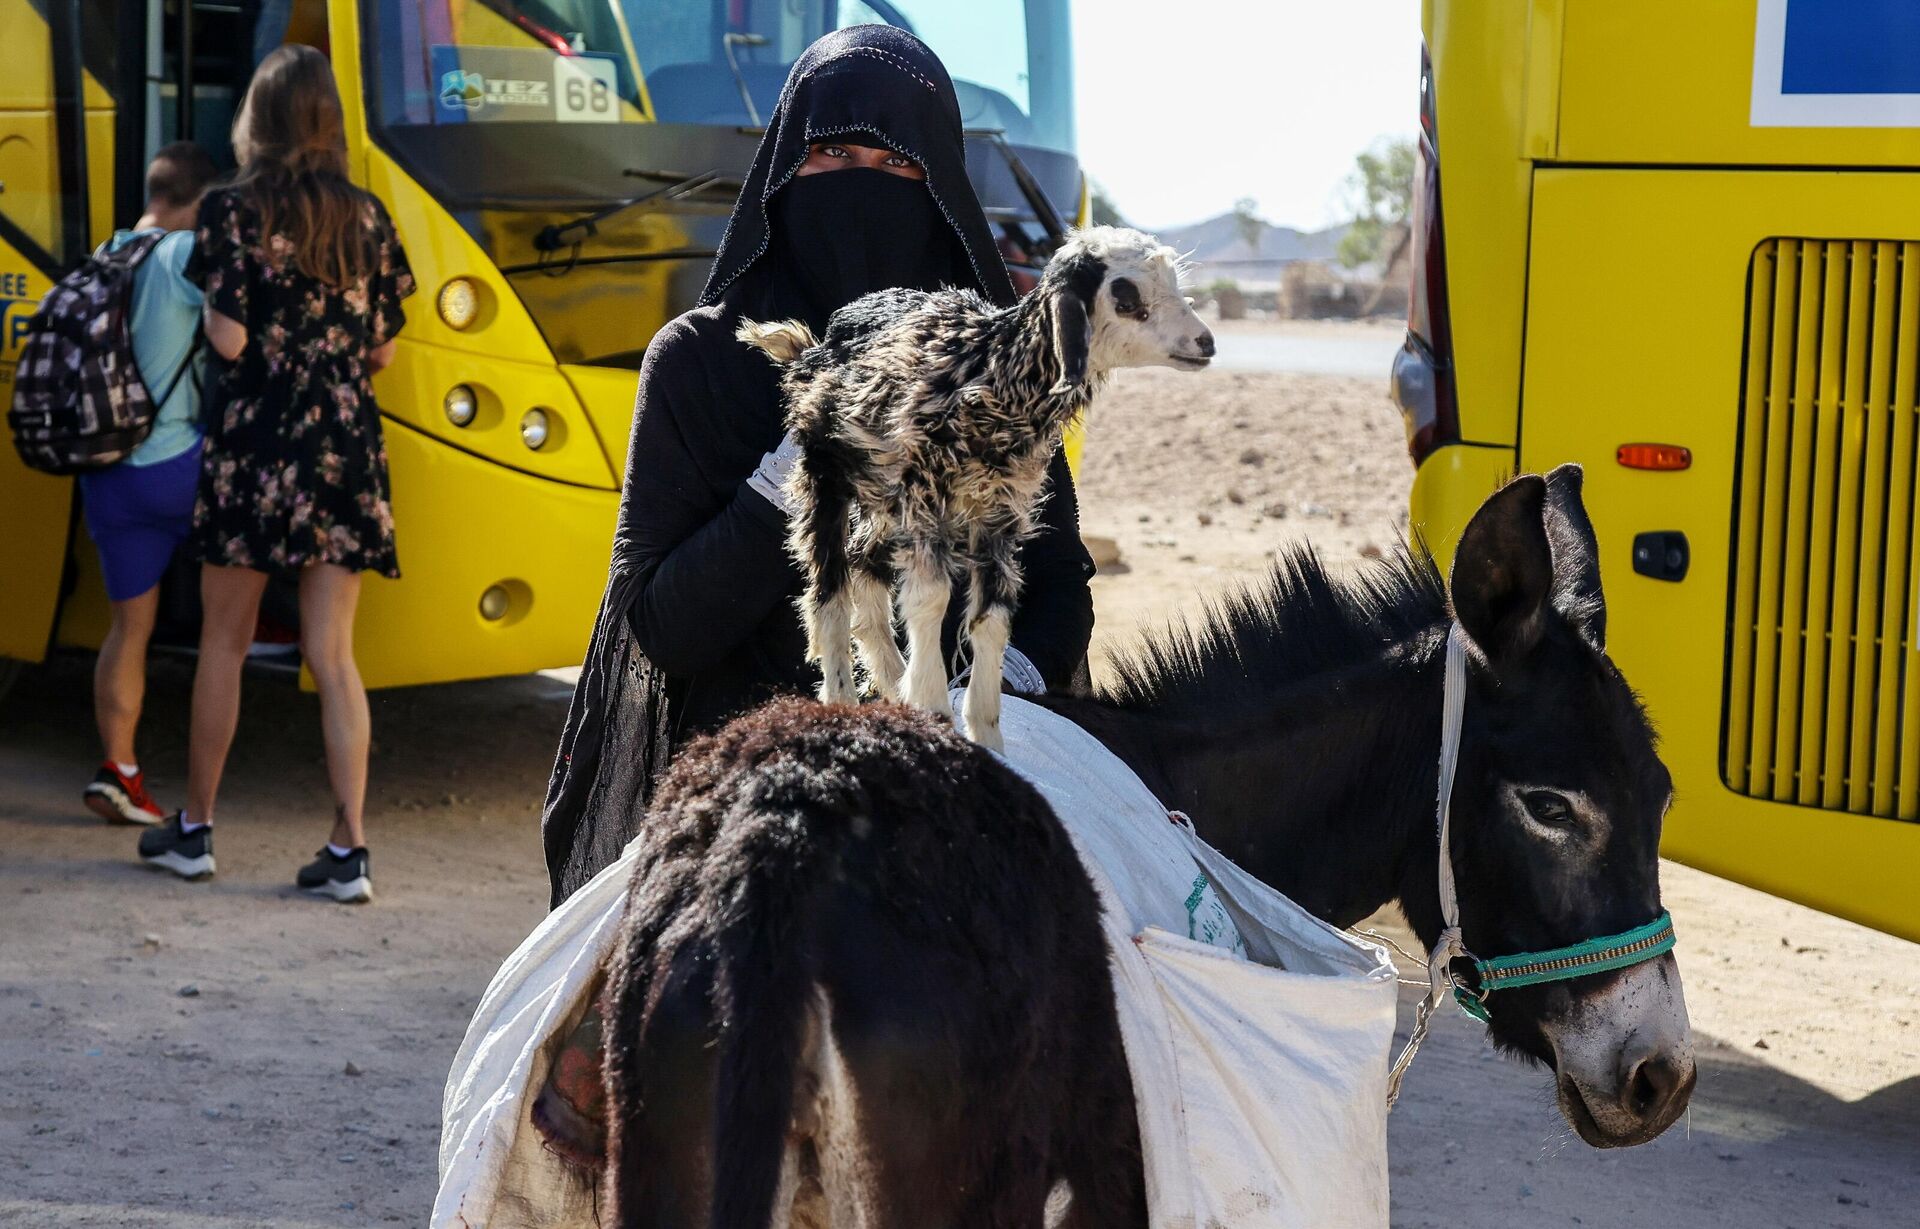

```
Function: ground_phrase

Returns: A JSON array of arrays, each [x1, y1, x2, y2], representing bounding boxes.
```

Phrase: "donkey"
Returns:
[[594, 465, 1693, 1226], [600, 698, 1140, 1227]]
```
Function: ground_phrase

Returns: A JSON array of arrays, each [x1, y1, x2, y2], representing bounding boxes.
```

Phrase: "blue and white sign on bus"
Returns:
[[1752, 0, 1920, 127], [427, 46, 621, 125]]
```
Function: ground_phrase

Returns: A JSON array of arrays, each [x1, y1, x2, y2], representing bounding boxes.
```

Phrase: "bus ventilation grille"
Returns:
[[1724, 238, 1920, 821]]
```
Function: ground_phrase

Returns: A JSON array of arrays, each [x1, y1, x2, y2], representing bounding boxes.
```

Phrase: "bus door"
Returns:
[[0, 1, 275, 670], [0, 0, 122, 666]]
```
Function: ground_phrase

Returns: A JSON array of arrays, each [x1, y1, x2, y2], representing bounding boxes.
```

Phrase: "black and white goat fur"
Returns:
[[739, 226, 1213, 749]]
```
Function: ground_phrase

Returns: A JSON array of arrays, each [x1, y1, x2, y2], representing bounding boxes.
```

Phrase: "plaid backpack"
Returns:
[[6, 232, 196, 475]]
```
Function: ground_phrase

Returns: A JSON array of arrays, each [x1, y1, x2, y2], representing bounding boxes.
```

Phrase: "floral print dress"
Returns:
[[186, 185, 414, 577]]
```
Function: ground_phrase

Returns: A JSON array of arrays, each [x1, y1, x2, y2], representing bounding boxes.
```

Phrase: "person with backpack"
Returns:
[[134, 45, 412, 902], [69, 142, 221, 826]]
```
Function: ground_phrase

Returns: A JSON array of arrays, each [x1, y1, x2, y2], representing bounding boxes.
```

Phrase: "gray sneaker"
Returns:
[[296, 847, 373, 904], [138, 813, 215, 879]]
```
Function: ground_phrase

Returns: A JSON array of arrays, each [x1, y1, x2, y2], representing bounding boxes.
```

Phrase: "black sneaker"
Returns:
[[138, 813, 216, 879], [296, 847, 373, 904]]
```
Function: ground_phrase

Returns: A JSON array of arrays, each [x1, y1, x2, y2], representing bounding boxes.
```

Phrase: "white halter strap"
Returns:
[[1385, 621, 1471, 1109]]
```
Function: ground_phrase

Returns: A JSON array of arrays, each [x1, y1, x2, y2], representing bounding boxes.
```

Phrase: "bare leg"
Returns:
[[897, 550, 953, 718], [299, 563, 369, 849], [94, 587, 160, 765], [849, 565, 905, 700], [185, 565, 269, 825]]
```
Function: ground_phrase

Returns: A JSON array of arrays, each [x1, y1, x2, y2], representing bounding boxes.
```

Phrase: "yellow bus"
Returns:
[[1397, 1, 1920, 941], [1, 0, 1082, 693]]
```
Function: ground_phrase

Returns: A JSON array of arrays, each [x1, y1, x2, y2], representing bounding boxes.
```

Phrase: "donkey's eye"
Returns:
[[1521, 790, 1574, 826]]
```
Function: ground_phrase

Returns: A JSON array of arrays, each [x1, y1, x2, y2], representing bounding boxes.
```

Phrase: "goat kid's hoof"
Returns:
[[970, 725, 1005, 753], [817, 675, 860, 706], [902, 687, 955, 720]]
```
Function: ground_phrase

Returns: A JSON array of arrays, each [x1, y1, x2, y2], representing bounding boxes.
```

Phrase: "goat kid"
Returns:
[[740, 226, 1214, 750]]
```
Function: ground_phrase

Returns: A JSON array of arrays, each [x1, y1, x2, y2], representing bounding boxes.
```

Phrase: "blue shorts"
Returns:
[[79, 442, 202, 602]]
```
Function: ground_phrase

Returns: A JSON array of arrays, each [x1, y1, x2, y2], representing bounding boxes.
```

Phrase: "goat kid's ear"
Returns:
[[1049, 285, 1093, 395], [1046, 248, 1105, 395], [1542, 463, 1606, 651], [1451, 473, 1554, 667]]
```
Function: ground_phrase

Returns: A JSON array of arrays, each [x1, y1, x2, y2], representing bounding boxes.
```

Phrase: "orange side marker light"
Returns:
[[1617, 443, 1691, 471]]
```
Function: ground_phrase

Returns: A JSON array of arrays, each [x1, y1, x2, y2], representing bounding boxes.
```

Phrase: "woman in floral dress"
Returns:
[[136, 44, 413, 903]]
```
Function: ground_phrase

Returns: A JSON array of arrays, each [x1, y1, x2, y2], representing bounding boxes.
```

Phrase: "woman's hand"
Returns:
[[203, 305, 248, 362], [745, 431, 804, 516], [369, 339, 398, 373]]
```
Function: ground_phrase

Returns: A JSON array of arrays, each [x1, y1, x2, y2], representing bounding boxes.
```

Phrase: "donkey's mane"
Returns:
[[1099, 542, 1450, 714]]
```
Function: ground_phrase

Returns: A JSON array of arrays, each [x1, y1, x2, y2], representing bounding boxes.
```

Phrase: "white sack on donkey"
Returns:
[[739, 225, 1214, 749]]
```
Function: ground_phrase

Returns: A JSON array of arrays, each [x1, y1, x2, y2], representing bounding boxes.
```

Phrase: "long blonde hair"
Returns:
[[230, 44, 372, 287]]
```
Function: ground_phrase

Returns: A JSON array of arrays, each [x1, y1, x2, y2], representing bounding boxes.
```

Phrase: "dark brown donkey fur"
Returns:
[[599, 697, 1143, 1228]]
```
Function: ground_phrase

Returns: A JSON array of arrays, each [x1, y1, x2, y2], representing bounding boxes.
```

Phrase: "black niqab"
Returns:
[[700, 23, 1016, 315], [540, 26, 1090, 907], [762, 168, 946, 333]]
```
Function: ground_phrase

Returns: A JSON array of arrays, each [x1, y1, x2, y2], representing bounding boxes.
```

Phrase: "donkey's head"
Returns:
[[1443, 465, 1693, 1147], [1043, 225, 1214, 393]]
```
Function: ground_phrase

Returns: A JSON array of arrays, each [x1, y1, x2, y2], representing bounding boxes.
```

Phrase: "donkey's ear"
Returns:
[[1049, 289, 1092, 395], [1542, 463, 1606, 651], [1451, 473, 1554, 666]]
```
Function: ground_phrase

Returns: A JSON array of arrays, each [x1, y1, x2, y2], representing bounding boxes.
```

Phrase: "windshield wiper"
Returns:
[[533, 170, 729, 253], [723, 33, 769, 127], [965, 128, 1068, 249]]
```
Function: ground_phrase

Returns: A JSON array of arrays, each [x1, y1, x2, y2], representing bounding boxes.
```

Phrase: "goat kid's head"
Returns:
[[1443, 465, 1694, 1148], [1042, 226, 1214, 395]]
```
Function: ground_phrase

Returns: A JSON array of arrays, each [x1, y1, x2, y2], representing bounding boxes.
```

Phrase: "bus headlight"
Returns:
[[444, 384, 477, 427], [520, 408, 551, 450], [438, 278, 479, 330]]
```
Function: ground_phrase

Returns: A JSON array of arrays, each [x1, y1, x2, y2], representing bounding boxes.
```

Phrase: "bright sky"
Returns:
[[1071, 0, 1423, 231]]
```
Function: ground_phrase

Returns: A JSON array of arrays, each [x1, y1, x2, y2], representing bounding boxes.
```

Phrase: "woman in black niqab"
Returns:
[[541, 26, 1096, 906]]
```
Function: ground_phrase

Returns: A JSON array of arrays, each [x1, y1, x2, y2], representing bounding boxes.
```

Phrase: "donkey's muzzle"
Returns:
[[1561, 1041, 1696, 1148], [1623, 1049, 1694, 1125], [1544, 954, 1694, 1147]]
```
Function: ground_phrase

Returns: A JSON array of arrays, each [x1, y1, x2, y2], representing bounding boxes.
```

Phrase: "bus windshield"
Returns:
[[363, 0, 1073, 154], [360, 0, 1077, 367]]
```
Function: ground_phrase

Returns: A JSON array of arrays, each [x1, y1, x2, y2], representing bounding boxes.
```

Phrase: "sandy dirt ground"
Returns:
[[4, 321, 1917, 1227]]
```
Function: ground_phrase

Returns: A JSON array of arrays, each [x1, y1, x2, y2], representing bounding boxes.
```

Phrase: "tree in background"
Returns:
[[1232, 197, 1264, 253], [1335, 138, 1415, 268], [1207, 276, 1247, 320], [1089, 180, 1128, 227]]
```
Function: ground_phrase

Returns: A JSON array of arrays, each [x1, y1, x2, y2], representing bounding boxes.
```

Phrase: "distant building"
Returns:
[[1152, 209, 1407, 319], [1156, 210, 1348, 295]]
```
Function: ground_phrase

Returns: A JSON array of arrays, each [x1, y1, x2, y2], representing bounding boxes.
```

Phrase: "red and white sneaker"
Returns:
[[83, 763, 166, 825]]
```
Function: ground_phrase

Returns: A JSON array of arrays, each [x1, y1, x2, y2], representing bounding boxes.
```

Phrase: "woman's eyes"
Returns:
[[813, 145, 917, 171]]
